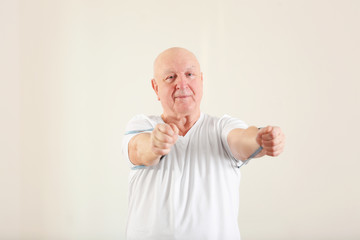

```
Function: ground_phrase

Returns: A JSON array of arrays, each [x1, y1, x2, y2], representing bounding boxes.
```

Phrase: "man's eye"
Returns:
[[166, 76, 174, 80], [187, 73, 194, 77]]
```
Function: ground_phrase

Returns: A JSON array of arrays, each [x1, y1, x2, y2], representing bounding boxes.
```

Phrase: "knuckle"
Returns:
[[270, 131, 276, 138]]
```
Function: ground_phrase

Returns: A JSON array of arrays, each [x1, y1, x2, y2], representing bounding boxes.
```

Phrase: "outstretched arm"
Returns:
[[227, 126, 285, 162]]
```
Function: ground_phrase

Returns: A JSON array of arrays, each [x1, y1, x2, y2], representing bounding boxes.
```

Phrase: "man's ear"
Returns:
[[151, 78, 160, 101]]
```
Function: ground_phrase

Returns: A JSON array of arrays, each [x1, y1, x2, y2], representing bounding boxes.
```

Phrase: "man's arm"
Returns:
[[128, 123, 179, 166], [227, 126, 285, 162]]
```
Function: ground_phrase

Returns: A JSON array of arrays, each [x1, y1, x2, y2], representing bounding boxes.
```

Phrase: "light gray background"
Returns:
[[1, 0, 359, 239]]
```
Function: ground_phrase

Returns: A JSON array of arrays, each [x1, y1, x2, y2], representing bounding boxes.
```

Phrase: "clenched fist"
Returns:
[[256, 126, 285, 157], [150, 123, 179, 156]]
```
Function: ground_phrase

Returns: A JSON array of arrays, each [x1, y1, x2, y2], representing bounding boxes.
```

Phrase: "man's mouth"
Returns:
[[175, 95, 191, 99]]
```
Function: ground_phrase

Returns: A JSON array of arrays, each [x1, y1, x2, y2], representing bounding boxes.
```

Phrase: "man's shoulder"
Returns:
[[125, 114, 163, 132], [128, 114, 162, 123]]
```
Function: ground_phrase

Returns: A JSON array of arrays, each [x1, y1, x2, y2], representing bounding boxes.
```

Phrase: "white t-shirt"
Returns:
[[122, 113, 248, 240]]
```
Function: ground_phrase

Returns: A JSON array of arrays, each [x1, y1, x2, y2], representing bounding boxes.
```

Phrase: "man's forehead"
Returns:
[[156, 57, 200, 73], [162, 65, 198, 73], [157, 54, 198, 65]]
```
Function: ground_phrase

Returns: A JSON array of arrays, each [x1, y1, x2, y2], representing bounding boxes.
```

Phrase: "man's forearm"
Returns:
[[227, 126, 265, 162], [129, 133, 161, 166]]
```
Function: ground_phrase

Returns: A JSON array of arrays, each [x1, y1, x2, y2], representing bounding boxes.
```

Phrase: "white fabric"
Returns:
[[122, 113, 248, 240]]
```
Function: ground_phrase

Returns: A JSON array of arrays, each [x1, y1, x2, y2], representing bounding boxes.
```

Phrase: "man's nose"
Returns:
[[175, 75, 188, 89]]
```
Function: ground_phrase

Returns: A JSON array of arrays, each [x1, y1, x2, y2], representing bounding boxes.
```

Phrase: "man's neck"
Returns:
[[161, 111, 201, 136]]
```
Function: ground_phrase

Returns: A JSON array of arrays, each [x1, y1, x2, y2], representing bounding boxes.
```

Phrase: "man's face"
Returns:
[[152, 49, 203, 117]]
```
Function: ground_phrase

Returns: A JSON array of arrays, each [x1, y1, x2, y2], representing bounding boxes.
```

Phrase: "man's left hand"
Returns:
[[256, 126, 285, 157]]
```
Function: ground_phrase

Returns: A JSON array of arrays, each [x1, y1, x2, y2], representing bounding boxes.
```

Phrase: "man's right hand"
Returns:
[[150, 123, 179, 156], [128, 123, 179, 166]]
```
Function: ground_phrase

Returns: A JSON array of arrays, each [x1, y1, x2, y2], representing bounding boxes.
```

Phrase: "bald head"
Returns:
[[153, 47, 201, 80], [151, 47, 203, 118]]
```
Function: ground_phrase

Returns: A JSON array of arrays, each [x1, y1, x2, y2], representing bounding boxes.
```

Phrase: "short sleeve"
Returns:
[[218, 115, 249, 160], [122, 114, 155, 168]]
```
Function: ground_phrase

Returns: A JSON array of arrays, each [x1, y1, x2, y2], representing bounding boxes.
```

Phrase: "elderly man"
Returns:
[[122, 47, 285, 240]]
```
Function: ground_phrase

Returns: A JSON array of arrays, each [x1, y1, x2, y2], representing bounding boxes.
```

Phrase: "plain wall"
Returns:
[[1, 0, 359, 239]]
